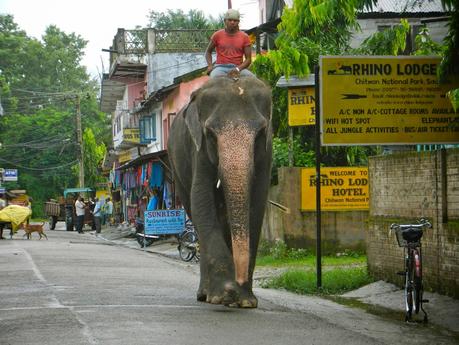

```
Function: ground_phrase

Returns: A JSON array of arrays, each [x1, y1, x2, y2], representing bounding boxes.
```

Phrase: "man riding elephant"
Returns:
[[205, 9, 255, 79], [168, 76, 272, 308]]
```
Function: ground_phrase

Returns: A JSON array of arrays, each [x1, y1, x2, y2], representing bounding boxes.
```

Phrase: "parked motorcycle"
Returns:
[[134, 217, 159, 247]]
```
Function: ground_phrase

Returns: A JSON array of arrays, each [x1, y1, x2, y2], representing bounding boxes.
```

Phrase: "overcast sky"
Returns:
[[0, 0, 259, 79]]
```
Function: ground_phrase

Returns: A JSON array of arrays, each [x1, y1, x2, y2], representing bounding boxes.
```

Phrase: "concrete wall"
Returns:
[[162, 76, 209, 150], [147, 53, 207, 95], [367, 149, 459, 298], [262, 167, 367, 253]]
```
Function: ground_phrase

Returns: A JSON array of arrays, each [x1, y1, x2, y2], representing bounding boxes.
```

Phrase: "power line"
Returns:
[[0, 157, 78, 171]]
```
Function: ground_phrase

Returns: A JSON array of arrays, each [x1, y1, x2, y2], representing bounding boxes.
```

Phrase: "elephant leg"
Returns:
[[190, 179, 238, 305]]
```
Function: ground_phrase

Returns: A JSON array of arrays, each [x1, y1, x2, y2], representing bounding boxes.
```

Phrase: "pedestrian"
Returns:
[[89, 197, 96, 230], [0, 194, 6, 239], [205, 9, 255, 78], [105, 197, 113, 226], [74, 195, 86, 234], [25, 196, 32, 225], [92, 197, 102, 234]]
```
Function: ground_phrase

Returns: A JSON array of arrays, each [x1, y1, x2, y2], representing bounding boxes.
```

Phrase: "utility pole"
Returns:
[[76, 94, 85, 187]]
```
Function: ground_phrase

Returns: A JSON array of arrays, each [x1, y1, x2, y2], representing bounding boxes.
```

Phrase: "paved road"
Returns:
[[0, 230, 456, 345]]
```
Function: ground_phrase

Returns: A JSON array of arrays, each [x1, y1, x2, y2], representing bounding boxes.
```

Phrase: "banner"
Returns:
[[320, 56, 459, 145], [301, 167, 369, 211], [144, 209, 185, 235]]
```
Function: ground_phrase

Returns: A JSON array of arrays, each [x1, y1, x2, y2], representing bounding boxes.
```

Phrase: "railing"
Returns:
[[111, 29, 213, 58], [113, 29, 148, 55], [153, 29, 214, 52]]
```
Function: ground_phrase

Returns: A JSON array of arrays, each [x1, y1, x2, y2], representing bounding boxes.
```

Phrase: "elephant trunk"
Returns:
[[217, 124, 255, 286]]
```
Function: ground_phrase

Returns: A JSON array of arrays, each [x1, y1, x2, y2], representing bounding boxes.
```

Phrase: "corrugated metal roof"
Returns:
[[362, 0, 445, 13]]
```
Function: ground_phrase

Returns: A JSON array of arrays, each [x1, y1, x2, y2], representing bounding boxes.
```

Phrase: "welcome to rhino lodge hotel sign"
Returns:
[[320, 56, 459, 145]]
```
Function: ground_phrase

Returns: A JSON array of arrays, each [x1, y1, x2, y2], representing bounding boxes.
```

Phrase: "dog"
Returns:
[[21, 222, 48, 240]]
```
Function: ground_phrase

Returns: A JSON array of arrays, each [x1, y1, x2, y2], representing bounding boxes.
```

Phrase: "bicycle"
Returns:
[[390, 218, 432, 323], [178, 218, 199, 262]]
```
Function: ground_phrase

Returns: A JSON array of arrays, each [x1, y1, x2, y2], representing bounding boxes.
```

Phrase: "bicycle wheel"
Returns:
[[136, 234, 155, 247], [179, 231, 197, 262], [404, 254, 414, 321], [412, 249, 422, 314]]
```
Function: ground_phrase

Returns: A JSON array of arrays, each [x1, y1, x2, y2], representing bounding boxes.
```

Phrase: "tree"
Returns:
[[147, 9, 222, 30], [0, 15, 111, 215], [80, 128, 107, 188], [252, 0, 458, 172]]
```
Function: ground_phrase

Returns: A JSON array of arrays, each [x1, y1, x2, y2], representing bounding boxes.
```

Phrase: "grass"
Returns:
[[256, 254, 367, 268], [260, 266, 374, 295], [256, 240, 373, 295]]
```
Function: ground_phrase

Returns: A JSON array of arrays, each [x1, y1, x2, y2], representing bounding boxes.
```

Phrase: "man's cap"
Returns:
[[224, 9, 240, 20]]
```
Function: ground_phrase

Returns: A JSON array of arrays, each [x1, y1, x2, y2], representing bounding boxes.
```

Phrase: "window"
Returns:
[[140, 114, 156, 144]]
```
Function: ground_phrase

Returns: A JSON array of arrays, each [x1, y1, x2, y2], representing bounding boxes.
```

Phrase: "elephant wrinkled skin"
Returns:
[[167, 76, 272, 308]]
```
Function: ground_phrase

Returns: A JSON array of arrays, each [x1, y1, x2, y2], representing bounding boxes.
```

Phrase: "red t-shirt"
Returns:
[[211, 29, 251, 65]]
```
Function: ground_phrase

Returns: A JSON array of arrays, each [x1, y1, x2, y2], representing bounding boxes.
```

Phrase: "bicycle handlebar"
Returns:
[[390, 218, 432, 231]]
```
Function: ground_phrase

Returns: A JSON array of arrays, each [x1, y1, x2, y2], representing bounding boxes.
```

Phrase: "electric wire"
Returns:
[[0, 157, 78, 171]]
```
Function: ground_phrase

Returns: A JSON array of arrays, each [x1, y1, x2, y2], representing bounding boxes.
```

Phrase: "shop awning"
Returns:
[[116, 150, 169, 171]]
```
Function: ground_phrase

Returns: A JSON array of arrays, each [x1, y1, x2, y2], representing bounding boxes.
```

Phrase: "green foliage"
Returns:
[[0, 15, 111, 215], [82, 128, 107, 188], [257, 239, 366, 267], [147, 9, 222, 30], [262, 267, 373, 295], [352, 19, 410, 55], [273, 136, 315, 168], [447, 88, 459, 113], [413, 26, 445, 56], [257, 239, 311, 261], [253, 0, 377, 78]]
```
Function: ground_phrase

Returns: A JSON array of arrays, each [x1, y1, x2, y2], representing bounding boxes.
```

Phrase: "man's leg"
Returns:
[[240, 69, 256, 77], [95, 216, 101, 233], [77, 216, 84, 233], [210, 65, 233, 78]]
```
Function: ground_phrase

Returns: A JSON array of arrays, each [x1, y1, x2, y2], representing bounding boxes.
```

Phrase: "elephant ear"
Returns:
[[184, 94, 202, 152]]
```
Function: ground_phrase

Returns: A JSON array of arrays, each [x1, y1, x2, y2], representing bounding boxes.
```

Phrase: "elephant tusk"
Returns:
[[216, 179, 221, 189]]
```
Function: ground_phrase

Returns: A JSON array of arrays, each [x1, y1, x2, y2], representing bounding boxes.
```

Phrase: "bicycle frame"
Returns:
[[391, 219, 431, 323]]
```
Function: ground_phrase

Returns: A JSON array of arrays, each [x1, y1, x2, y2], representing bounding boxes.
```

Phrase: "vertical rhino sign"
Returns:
[[168, 76, 273, 308]]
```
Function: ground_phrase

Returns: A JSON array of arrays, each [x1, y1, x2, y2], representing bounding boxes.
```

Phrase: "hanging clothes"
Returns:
[[150, 163, 163, 188]]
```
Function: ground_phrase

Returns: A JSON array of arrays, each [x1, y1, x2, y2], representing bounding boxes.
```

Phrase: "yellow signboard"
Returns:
[[301, 167, 369, 211], [118, 150, 132, 163], [320, 56, 459, 145], [288, 86, 316, 126], [124, 128, 140, 144]]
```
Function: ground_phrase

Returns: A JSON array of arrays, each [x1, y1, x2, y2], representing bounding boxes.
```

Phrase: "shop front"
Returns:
[[113, 150, 175, 225]]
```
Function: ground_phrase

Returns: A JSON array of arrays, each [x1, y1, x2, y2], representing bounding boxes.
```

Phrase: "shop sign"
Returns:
[[288, 86, 316, 126], [3, 169, 18, 181], [118, 150, 132, 163], [144, 209, 185, 235], [320, 56, 459, 145], [301, 167, 369, 211], [124, 128, 140, 144]]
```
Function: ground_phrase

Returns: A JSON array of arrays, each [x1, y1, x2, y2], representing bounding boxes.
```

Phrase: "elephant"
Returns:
[[167, 76, 272, 308]]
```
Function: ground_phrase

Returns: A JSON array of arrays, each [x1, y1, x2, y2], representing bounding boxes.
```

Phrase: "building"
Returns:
[[100, 28, 213, 223]]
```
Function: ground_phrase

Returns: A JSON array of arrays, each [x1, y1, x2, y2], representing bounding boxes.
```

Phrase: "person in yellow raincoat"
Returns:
[[0, 204, 32, 239]]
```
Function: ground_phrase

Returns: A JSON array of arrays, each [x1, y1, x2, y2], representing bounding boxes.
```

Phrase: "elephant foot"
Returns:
[[224, 282, 258, 308], [197, 281, 258, 308]]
